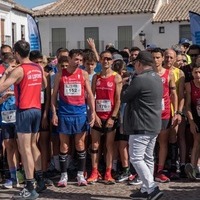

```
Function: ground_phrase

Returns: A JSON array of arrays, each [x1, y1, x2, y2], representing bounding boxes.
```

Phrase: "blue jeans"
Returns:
[[129, 134, 157, 194]]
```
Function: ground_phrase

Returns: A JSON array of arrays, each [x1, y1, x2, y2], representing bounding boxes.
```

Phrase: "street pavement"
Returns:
[[0, 179, 200, 200]]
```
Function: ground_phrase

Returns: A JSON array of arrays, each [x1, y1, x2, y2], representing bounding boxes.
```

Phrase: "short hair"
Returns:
[[56, 48, 69, 57], [106, 47, 119, 54], [3, 52, 15, 63], [13, 40, 30, 58], [83, 51, 97, 63], [29, 50, 43, 61], [100, 50, 112, 58], [112, 60, 125, 74], [58, 56, 69, 64], [68, 49, 83, 58], [1, 44, 12, 52], [151, 48, 164, 57], [188, 45, 200, 54], [130, 46, 141, 52], [119, 51, 129, 59]]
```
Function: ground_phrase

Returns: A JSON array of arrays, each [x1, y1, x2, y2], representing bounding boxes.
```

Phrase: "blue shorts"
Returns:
[[1, 123, 16, 139], [58, 115, 89, 135], [16, 109, 41, 133]]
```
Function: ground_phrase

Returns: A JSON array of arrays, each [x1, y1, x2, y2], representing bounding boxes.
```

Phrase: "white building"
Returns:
[[33, 0, 200, 56], [0, 0, 32, 47]]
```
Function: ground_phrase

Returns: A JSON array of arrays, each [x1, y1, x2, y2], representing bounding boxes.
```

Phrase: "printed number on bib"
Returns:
[[1, 110, 16, 123], [96, 100, 111, 112], [64, 84, 81, 96]]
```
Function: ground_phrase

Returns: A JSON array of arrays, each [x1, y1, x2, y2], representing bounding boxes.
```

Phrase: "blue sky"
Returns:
[[15, 0, 55, 8]]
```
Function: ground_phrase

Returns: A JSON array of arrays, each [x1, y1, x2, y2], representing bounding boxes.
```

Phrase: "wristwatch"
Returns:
[[175, 111, 183, 116], [111, 116, 117, 120]]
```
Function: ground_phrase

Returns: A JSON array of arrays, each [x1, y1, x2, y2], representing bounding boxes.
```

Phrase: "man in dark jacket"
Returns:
[[121, 51, 163, 200]]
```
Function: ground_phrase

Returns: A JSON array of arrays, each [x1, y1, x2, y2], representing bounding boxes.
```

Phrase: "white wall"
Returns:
[[37, 13, 190, 56], [37, 13, 154, 56], [151, 22, 190, 49], [0, 8, 28, 47]]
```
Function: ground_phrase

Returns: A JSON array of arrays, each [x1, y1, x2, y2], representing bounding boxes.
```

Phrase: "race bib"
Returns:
[[64, 84, 81, 96], [41, 91, 44, 104], [162, 98, 165, 111], [1, 110, 16, 123], [96, 99, 111, 112]]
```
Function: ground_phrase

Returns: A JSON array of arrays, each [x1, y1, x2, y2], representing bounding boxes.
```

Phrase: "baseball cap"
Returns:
[[135, 51, 154, 65], [112, 53, 123, 61], [146, 44, 157, 50], [179, 38, 190, 45]]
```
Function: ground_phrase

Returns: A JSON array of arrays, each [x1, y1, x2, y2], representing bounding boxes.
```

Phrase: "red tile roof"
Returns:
[[34, 0, 158, 17], [153, 0, 200, 23]]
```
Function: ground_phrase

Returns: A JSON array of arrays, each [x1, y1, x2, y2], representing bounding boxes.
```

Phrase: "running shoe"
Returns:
[[104, 173, 115, 185], [2, 178, 20, 189], [169, 172, 180, 180], [36, 179, 47, 193], [147, 186, 163, 200], [57, 173, 68, 187], [116, 170, 130, 183], [44, 178, 54, 186], [87, 169, 102, 184], [128, 176, 142, 185], [185, 163, 196, 180], [130, 189, 148, 199], [179, 165, 187, 178], [77, 174, 87, 186], [12, 187, 39, 200], [155, 172, 170, 183]]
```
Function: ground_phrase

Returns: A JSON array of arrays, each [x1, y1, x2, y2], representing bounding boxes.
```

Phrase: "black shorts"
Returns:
[[161, 119, 171, 130], [92, 118, 118, 134], [115, 126, 129, 141], [1, 123, 16, 140]]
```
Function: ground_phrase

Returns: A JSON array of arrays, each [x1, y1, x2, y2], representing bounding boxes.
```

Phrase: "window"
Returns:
[[52, 28, 66, 56], [159, 26, 165, 33], [84, 27, 99, 52], [21, 25, 25, 40], [118, 26, 132, 50], [1, 19, 5, 45], [12, 23, 17, 47], [179, 25, 191, 41]]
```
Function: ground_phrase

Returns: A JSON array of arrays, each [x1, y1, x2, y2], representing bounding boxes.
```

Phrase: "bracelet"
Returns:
[[175, 111, 183, 116]]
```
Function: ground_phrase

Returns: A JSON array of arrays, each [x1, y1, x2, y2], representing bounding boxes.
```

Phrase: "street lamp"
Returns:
[[139, 31, 146, 48]]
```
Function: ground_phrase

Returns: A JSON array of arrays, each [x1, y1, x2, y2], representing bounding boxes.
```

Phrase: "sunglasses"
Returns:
[[103, 57, 112, 61], [183, 60, 187, 63]]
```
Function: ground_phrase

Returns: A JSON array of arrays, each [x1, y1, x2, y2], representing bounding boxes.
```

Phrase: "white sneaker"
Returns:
[[77, 174, 87, 186], [57, 173, 68, 187], [128, 177, 142, 185]]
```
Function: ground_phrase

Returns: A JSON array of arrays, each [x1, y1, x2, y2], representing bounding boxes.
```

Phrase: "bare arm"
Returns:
[[0, 67, 23, 94], [169, 71, 180, 125], [83, 70, 95, 127], [87, 38, 99, 62], [41, 73, 51, 129], [111, 74, 122, 117], [106, 74, 122, 128], [185, 82, 198, 134], [51, 72, 61, 126], [178, 70, 185, 113]]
